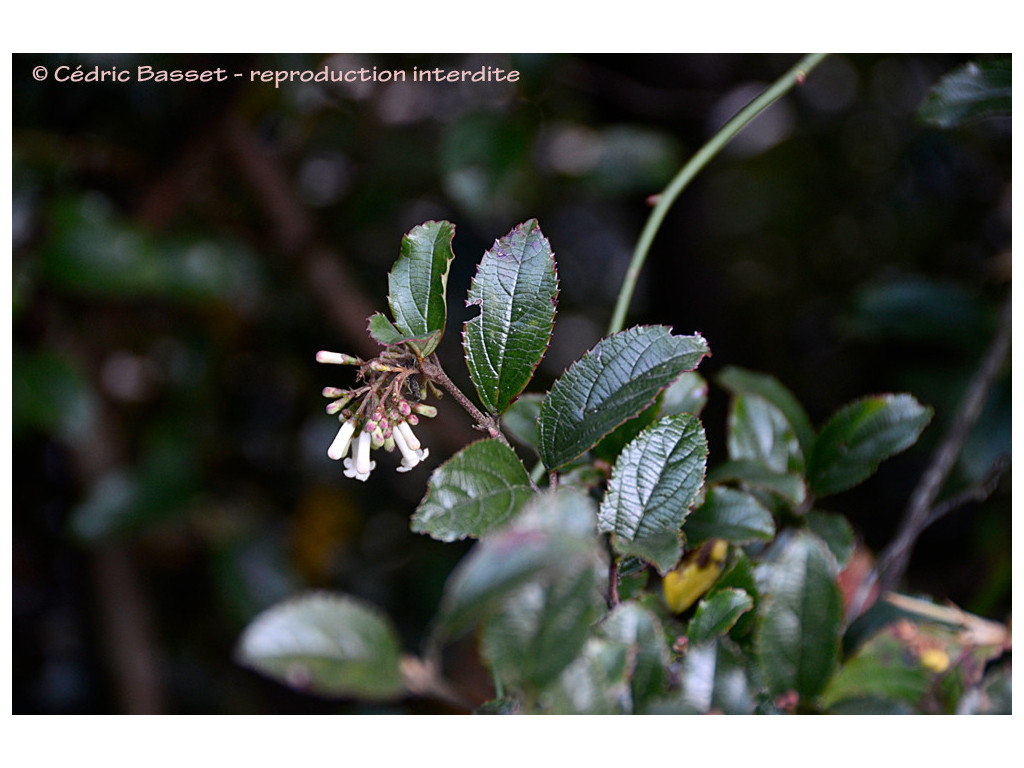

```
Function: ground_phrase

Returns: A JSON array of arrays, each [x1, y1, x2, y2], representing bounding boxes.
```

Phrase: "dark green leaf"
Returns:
[[918, 59, 1012, 129], [501, 393, 544, 450], [717, 366, 815, 465], [40, 196, 261, 304], [599, 414, 708, 574], [688, 588, 754, 644], [538, 325, 710, 469], [727, 393, 803, 473], [714, 553, 760, 639], [845, 277, 995, 352], [707, 459, 806, 506], [431, 489, 602, 642], [482, 566, 602, 694], [592, 399, 660, 463], [386, 220, 456, 357], [235, 592, 404, 700], [808, 394, 933, 497], [683, 485, 776, 546], [806, 510, 855, 568], [755, 531, 843, 698], [463, 219, 558, 414], [13, 350, 97, 442], [411, 439, 533, 542], [660, 371, 709, 417]]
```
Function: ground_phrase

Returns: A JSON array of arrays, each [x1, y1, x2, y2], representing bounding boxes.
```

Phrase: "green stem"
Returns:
[[607, 53, 829, 335]]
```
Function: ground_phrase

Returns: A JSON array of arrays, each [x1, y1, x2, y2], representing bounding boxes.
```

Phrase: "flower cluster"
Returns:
[[316, 349, 437, 482]]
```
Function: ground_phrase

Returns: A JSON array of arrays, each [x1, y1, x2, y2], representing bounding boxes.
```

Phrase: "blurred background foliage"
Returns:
[[12, 53, 1010, 713]]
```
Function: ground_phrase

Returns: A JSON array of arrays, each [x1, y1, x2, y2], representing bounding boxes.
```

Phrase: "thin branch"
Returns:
[[607, 53, 829, 335], [923, 455, 1010, 529], [420, 355, 510, 448], [849, 292, 1012, 619]]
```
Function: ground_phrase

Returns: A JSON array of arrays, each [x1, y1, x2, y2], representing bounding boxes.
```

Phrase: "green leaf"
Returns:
[[235, 592, 404, 700], [501, 393, 544, 450], [542, 637, 632, 714], [683, 486, 776, 546], [727, 393, 803, 474], [482, 566, 602, 695], [366, 311, 441, 352], [647, 639, 755, 714], [805, 510, 855, 568], [411, 439, 533, 543], [707, 459, 807, 506], [808, 394, 933, 498], [821, 630, 932, 711], [717, 366, 815, 465], [592, 399, 661, 464], [755, 531, 843, 699], [538, 325, 710, 469], [596, 602, 671, 712], [386, 220, 456, 357], [714, 553, 760, 639], [688, 588, 754, 644], [431, 488, 602, 642], [13, 350, 97, 442], [660, 371, 709, 417], [463, 219, 558, 414], [40, 195, 262, 305], [918, 59, 1012, 129], [599, 414, 708, 574]]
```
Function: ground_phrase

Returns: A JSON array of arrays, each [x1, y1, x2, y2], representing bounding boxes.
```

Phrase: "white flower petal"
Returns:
[[327, 419, 357, 460]]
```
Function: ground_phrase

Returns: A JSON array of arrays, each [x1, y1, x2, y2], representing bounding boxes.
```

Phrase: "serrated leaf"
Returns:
[[592, 398, 661, 463], [431, 488, 602, 642], [463, 219, 558, 414], [538, 326, 710, 470], [808, 394, 933, 498], [688, 587, 754, 644], [599, 414, 708, 574], [755, 531, 843, 698], [918, 59, 1011, 129], [501, 392, 544, 450], [235, 592, 404, 700], [683, 486, 775, 546], [717, 366, 815, 465], [411, 439, 533, 542], [707, 459, 807, 506], [386, 220, 456, 357], [366, 311, 441, 351]]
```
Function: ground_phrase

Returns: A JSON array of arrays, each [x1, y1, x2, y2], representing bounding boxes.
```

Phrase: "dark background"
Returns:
[[12, 53, 1011, 713]]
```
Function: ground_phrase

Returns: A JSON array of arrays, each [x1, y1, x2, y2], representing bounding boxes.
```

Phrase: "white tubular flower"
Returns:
[[316, 350, 359, 365], [393, 420, 430, 472], [327, 419, 357, 461], [344, 430, 376, 481], [396, 420, 421, 451]]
